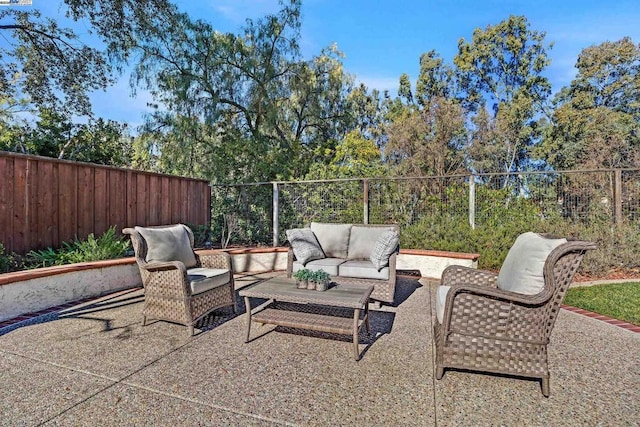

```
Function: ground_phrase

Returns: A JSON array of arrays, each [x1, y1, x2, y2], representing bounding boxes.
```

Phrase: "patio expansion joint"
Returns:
[[2, 330, 295, 426]]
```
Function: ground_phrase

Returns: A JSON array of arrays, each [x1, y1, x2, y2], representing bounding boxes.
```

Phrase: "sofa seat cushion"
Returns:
[[135, 224, 197, 268], [497, 232, 567, 295], [187, 267, 231, 295], [435, 285, 451, 324], [286, 228, 325, 265], [339, 260, 390, 280], [292, 258, 345, 276], [347, 226, 395, 260], [310, 222, 351, 258]]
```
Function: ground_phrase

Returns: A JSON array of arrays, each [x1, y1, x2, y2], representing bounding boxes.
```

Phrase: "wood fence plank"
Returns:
[[12, 158, 28, 254], [26, 159, 39, 251], [77, 165, 94, 240], [109, 169, 127, 232], [170, 178, 180, 224], [0, 157, 14, 252], [136, 173, 148, 225], [161, 176, 171, 225], [149, 175, 160, 225], [94, 168, 108, 235], [37, 160, 55, 250], [126, 170, 137, 227], [58, 163, 78, 245]]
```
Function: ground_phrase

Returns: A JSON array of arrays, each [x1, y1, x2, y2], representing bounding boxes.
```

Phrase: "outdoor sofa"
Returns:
[[286, 222, 400, 305]]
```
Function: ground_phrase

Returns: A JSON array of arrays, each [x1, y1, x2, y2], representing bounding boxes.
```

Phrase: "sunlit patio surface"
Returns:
[[1, 272, 638, 426]]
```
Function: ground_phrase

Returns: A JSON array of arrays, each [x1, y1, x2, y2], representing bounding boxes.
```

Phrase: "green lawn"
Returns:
[[564, 282, 640, 326]]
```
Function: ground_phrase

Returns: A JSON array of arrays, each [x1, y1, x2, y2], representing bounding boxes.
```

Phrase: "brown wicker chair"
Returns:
[[123, 224, 236, 336], [434, 234, 596, 397]]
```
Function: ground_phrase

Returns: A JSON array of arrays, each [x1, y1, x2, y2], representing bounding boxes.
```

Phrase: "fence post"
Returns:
[[614, 169, 622, 225], [469, 175, 476, 229], [273, 182, 279, 247], [363, 179, 369, 224]]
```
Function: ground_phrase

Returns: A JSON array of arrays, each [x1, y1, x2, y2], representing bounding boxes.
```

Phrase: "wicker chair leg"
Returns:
[[142, 315, 147, 327], [188, 325, 195, 336], [541, 377, 550, 397], [435, 366, 444, 380]]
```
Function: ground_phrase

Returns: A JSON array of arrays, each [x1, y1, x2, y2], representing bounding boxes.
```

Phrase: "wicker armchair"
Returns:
[[434, 233, 596, 397], [123, 224, 236, 336]]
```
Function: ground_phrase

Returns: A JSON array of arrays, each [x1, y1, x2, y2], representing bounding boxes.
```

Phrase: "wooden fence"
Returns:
[[0, 152, 211, 254]]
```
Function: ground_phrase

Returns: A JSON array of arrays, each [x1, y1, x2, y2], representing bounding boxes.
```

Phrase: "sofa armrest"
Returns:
[[287, 247, 295, 278]]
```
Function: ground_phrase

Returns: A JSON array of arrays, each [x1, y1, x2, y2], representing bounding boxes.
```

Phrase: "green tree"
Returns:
[[454, 15, 552, 175], [539, 37, 640, 170], [12, 109, 131, 165], [0, 8, 111, 117], [127, 1, 354, 182], [385, 97, 466, 177]]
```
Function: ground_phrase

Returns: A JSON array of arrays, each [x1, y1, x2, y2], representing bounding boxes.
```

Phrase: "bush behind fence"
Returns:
[[212, 169, 640, 275]]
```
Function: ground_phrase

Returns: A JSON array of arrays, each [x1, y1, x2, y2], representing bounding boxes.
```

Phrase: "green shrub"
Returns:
[[402, 187, 545, 270], [26, 226, 130, 268], [0, 243, 20, 273]]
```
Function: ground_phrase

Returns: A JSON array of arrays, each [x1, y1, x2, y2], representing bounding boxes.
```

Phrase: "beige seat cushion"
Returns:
[[187, 268, 231, 295], [310, 222, 351, 258], [497, 232, 567, 295], [135, 224, 197, 268], [435, 285, 451, 324], [339, 260, 390, 280], [347, 226, 395, 260]]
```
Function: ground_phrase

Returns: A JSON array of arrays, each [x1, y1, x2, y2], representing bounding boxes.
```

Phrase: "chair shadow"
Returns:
[[0, 288, 145, 337]]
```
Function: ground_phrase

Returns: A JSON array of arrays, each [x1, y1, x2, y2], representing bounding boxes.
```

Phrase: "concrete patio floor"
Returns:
[[1, 273, 638, 426]]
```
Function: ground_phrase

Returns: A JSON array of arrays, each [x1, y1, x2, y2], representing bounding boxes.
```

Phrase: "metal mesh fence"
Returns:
[[212, 169, 640, 251], [623, 170, 640, 222]]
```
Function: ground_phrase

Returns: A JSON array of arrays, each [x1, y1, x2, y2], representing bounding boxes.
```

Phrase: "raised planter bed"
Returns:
[[0, 247, 479, 323]]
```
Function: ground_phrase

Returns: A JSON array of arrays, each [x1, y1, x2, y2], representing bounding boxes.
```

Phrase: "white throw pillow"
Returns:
[[497, 232, 567, 295], [286, 228, 325, 265], [135, 224, 198, 268], [370, 229, 400, 271]]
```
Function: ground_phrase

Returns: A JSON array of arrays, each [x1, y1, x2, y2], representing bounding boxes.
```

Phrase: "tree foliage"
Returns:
[[454, 15, 552, 176], [0, 8, 111, 117], [540, 37, 640, 170]]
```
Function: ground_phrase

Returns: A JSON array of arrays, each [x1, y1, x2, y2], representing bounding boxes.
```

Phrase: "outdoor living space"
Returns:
[[1, 271, 638, 426]]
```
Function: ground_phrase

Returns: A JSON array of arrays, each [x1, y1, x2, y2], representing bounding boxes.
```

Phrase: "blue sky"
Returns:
[[27, 0, 640, 127]]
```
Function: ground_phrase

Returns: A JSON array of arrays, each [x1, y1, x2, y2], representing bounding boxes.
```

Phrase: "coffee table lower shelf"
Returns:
[[252, 307, 362, 336], [245, 302, 370, 360]]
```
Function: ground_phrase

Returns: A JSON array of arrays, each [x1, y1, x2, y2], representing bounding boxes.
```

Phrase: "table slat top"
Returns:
[[239, 277, 373, 308]]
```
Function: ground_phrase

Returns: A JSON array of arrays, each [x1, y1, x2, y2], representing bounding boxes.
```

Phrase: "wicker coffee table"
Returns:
[[239, 277, 373, 360]]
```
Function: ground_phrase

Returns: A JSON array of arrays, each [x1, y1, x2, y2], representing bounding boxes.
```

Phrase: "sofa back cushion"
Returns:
[[310, 222, 351, 258], [286, 228, 325, 265], [347, 226, 395, 260], [135, 224, 198, 268], [497, 232, 567, 295]]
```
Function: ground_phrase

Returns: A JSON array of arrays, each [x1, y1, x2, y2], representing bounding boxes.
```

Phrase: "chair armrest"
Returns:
[[198, 251, 233, 271], [441, 283, 551, 341], [441, 265, 498, 288], [287, 247, 295, 278], [143, 260, 187, 273]]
